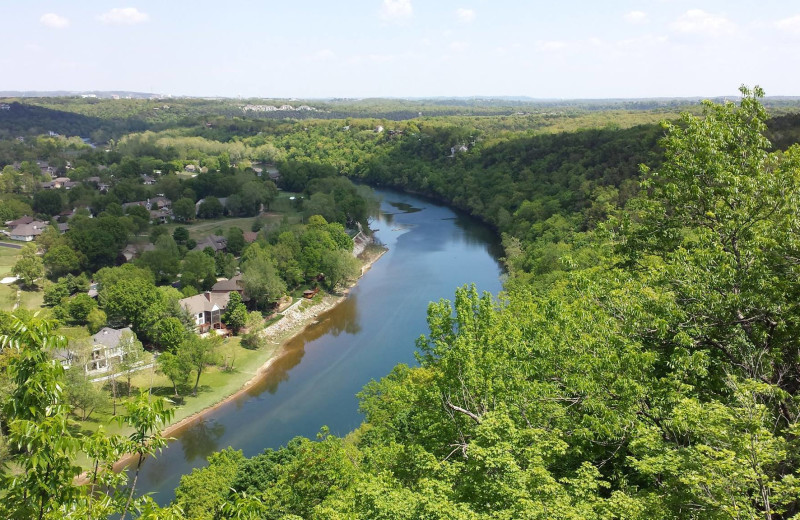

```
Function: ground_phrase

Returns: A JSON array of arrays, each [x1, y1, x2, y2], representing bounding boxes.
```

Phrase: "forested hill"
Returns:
[[162, 90, 800, 519], [4, 91, 800, 518]]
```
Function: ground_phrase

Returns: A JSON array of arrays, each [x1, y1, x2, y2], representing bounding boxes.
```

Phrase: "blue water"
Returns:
[[136, 188, 504, 503]]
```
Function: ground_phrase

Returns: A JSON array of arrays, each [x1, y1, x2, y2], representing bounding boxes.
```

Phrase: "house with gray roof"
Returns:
[[180, 292, 231, 333], [193, 234, 227, 253], [55, 327, 137, 374], [9, 221, 48, 241]]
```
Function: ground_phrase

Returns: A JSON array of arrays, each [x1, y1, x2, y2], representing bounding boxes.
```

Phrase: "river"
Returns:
[[137, 188, 504, 504]]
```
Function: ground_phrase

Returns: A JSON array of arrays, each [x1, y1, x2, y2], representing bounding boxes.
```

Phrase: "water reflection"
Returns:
[[136, 187, 503, 503], [241, 296, 361, 398], [180, 419, 225, 462], [387, 201, 423, 213]]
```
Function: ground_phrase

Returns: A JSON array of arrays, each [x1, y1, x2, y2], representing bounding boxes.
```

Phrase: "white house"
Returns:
[[9, 221, 48, 241], [54, 327, 137, 374]]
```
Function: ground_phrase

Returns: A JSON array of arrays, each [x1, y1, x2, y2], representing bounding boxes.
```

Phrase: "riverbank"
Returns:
[[105, 244, 387, 476]]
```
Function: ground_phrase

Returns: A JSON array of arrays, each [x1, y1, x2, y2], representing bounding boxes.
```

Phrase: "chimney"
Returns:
[[204, 291, 211, 301]]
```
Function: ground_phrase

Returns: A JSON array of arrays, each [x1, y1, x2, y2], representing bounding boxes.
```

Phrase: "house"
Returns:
[[180, 292, 231, 333], [121, 242, 155, 262], [184, 164, 197, 173], [195, 197, 228, 215], [149, 196, 171, 209], [122, 200, 148, 211], [211, 273, 247, 298], [97, 182, 111, 192], [5, 215, 34, 228], [55, 327, 136, 374], [142, 174, 156, 185], [193, 234, 227, 253], [9, 221, 48, 241], [243, 231, 258, 243], [86, 327, 135, 372], [150, 209, 171, 224]]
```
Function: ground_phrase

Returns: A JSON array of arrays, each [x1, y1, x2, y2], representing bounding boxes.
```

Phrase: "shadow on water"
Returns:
[[240, 296, 361, 399], [134, 187, 503, 504], [387, 201, 423, 213], [452, 213, 505, 262], [180, 418, 226, 463]]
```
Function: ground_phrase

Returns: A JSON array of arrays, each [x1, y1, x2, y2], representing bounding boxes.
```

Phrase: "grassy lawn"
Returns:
[[76, 335, 280, 443], [17, 287, 44, 309], [0, 245, 20, 277], [181, 216, 261, 240], [0, 283, 17, 310]]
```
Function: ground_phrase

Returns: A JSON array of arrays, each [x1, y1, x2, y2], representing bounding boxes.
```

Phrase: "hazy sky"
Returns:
[[5, 1, 800, 99]]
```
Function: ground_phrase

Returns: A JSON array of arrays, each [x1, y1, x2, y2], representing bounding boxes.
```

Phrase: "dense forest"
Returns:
[[2, 88, 800, 518]]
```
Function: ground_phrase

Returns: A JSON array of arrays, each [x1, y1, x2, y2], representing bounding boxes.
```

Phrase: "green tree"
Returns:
[[86, 308, 107, 334], [68, 215, 130, 271], [197, 197, 224, 219], [117, 331, 145, 396], [320, 249, 360, 290], [114, 392, 174, 520], [242, 251, 286, 310], [173, 197, 196, 222], [174, 448, 246, 520], [181, 250, 217, 291], [64, 366, 107, 421], [180, 334, 220, 397], [157, 351, 191, 397], [11, 243, 44, 289], [43, 244, 82, 279], [33, 190, 63, 216], [102, 276, 164, 337], [156, 316, 187, 352], [67, 293, 97, 324], [172, 226, 190, 244], [222, 292, 247, 334], [137, 234, 180, 284], [226, 227, 245, 256]]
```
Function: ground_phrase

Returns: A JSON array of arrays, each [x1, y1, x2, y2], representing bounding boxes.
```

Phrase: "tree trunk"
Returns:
[[111, 376, 118, 416], [193, 369, 202, 396]]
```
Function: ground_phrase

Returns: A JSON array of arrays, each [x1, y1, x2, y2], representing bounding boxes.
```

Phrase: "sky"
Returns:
[[4, 0, 800, 99]]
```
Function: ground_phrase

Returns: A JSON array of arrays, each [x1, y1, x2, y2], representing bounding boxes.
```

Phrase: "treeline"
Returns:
[[163, 89, 800, 519]]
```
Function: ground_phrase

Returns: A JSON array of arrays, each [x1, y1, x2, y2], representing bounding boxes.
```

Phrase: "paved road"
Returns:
[[0, 241, 22, 250]]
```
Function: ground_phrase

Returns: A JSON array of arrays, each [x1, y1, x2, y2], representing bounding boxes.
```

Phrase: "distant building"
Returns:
[[9, 221, 48, 241], [5, 215, 34, 228], [193, 234, 227, 253], [211, 273, 247, 300]]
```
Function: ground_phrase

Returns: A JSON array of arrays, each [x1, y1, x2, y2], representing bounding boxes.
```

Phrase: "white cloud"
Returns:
[[98, 7, 149, 25], [40, 13, 69, 29], [449, 41, 469, 52], [380, 0, 412, 22], [312, 49, 336, 61], [671, 9, 736, 36], [624, 11, 648, 24], [456, 8, 476, 23], [535, 40, 567, 52], [775, 15, 800, 34]]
